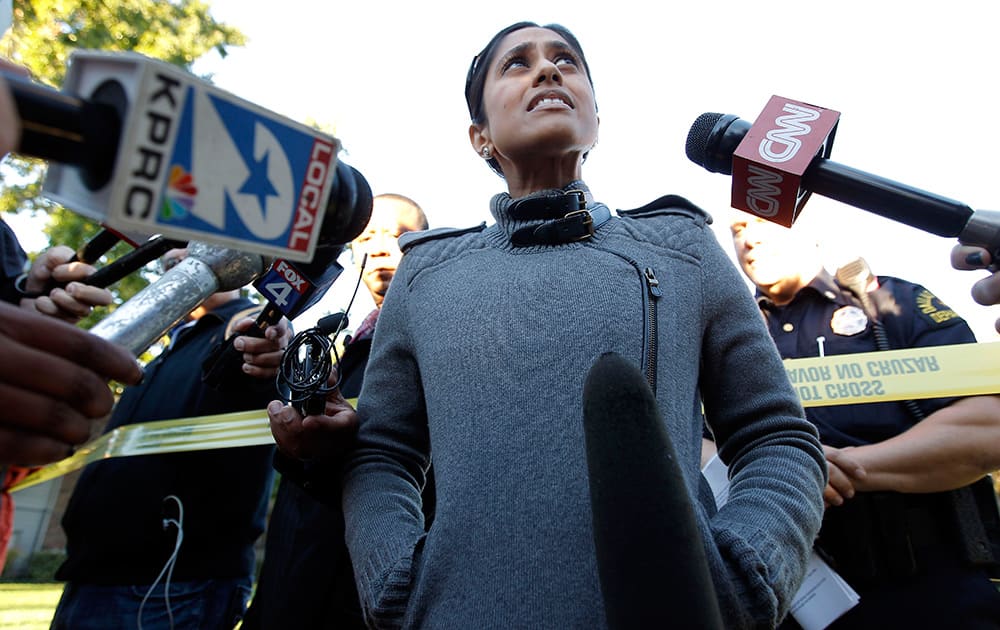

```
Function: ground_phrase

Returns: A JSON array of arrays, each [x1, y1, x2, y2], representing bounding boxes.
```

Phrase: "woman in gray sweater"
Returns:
[[269, 21, 827, 629]]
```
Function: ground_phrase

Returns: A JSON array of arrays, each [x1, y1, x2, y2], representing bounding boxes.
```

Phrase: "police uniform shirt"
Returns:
[[757, 269, 975, 448]]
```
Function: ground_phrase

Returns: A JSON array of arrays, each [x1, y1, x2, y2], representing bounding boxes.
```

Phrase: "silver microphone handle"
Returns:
[[89, 242, 267, 356]]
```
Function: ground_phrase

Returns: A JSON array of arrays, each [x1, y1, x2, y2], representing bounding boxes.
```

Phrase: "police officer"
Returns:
[[729, 213, 1000, 629]]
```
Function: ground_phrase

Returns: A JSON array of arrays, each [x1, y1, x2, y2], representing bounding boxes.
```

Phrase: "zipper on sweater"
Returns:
[[642, 267, 662, 391], [604, 252, 662, 392]]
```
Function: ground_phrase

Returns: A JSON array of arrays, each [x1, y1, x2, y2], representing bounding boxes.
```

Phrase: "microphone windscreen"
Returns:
[[320, 162, 373, 246], [685, 112, 753, 176], [317, 312, 348, 336], [582, 352, 723, 629], [685, 112, 726, 168]]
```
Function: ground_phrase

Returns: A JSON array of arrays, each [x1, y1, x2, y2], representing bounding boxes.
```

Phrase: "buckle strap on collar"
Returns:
[[508, 189, 587, 220], [511, 204, 612, 247]]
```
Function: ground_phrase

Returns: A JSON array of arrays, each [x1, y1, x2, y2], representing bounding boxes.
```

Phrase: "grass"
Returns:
[[0, 583, 62, 629]]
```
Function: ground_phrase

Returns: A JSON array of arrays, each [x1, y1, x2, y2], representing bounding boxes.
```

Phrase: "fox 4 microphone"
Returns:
[[7, 49, 370, 262], [202, 162, 372, 387], [685, 96, 1000, 263]]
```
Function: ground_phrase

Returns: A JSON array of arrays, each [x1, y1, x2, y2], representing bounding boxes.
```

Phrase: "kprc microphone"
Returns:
[[685, 99, 1000, 262], [6, 49, 371, 262], [91, 161, 368, 360], [582, 352, 723, 629]]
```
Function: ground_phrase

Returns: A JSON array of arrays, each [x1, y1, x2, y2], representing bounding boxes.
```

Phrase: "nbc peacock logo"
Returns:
[[160, 165, 198, 221]]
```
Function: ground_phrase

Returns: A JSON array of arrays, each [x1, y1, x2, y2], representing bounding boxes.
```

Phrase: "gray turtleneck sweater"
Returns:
[[341, 184, 826, 629]]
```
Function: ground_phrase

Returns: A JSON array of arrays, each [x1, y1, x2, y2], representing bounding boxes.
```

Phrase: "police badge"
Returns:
[[830, 305, 868, 336]]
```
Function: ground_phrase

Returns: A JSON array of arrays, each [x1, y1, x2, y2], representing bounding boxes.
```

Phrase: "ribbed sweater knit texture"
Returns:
[[341, 183, 826, 629]]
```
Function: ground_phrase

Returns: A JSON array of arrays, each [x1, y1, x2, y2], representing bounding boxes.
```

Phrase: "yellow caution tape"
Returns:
[[787, 341, 1000, 407], [10, 410, 272, 493], [10, 399, 358, 493], [11, 342, 1000, 493]]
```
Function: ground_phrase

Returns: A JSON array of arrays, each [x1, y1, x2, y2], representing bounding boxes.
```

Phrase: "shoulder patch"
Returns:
[[914, 288, 960, 326], [400, 223, 487, 252], [616, 194, 711, 223]]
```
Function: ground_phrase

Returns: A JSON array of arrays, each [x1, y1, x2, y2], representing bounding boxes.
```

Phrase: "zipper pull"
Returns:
[[644, 267, 662, 298]]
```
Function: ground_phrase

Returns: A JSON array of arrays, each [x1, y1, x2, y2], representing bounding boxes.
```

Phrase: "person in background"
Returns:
[[244, 193, 429, 630], [49, 248, 290, 630], [267, 21, 826, 628], [729, 213, 1000, 628]]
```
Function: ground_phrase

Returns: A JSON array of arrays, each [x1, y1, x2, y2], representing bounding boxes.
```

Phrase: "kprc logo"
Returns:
[[158, 85, 332, 255]]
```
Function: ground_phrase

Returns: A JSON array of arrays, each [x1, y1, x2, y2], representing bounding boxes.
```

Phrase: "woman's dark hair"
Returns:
[[464, 22, 596, 176]]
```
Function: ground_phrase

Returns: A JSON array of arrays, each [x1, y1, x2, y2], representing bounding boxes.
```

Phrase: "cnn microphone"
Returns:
[[685, 99, 1000, 261], [582, 352, 723, 629], [5, 49, 372, 261]]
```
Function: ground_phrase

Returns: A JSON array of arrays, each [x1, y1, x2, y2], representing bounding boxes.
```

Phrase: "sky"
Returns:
[[13, 0, 1000, 342]]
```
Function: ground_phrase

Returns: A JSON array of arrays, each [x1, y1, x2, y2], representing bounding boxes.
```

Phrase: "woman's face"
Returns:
[[473, 27, 598, 171]]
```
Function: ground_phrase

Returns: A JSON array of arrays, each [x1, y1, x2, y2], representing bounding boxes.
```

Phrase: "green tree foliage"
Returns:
[[0, 0, 245, 328]]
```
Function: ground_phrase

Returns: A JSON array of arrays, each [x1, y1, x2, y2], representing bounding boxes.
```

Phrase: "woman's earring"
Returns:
[[481, 146, 491, 159]]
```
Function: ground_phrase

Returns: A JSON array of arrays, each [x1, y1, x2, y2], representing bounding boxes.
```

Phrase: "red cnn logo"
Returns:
[[731, 96, 840, 226]]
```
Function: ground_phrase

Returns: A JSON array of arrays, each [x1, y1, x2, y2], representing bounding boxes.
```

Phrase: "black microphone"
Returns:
[[276, 311, 350, 416], [685, 110, 1000, 261], [316, 311, 349, 336], [582, 352, 723, 629]]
